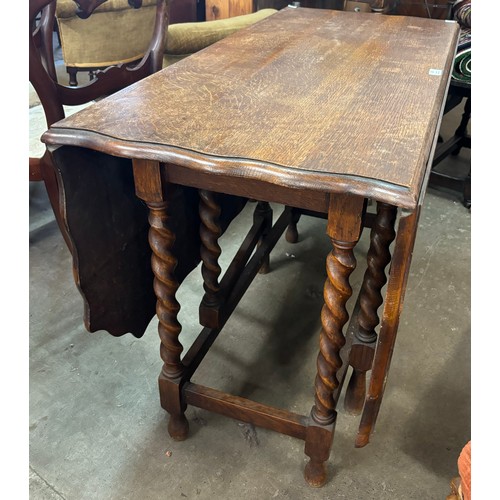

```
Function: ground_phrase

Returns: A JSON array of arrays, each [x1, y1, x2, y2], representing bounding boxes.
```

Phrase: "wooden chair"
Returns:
[[55, 0, 167, 86], [29, 0, 253, 337], [55, 1, 278, 85], [29, 0, 171, 245], [31, 2, 278, 242]]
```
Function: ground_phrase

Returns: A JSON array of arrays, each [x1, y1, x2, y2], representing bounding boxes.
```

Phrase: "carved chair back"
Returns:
[[29, 0, 171, 243]]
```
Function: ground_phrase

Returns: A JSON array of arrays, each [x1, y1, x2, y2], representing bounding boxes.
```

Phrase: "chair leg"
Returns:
[[451, 96, 471, 157], [463, 170, 471, 209], [67, 67, 78, 86]]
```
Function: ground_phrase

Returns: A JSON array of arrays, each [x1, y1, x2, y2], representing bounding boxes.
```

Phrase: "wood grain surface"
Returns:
[[43, 7, 458, 208], [205, 0, 253, 21]]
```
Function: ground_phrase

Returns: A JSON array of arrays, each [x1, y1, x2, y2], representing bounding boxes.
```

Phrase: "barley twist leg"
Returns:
[[304, 239, 357, 487], [148, 200, 189, 440], [199, 189, 222, 307], [344, 202, 397, 414]]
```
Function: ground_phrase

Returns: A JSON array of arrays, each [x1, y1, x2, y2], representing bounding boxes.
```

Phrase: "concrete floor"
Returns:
[[29, 54, 471, 500]]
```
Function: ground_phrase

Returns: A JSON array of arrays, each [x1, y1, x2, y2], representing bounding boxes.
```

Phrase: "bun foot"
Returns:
[[304, 459, 327, 488], [285, 223, 299, 243], [168, 414, 189, 441]]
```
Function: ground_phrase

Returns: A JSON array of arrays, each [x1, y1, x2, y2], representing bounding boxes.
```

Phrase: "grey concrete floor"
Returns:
[[29, 54, 471, 500]]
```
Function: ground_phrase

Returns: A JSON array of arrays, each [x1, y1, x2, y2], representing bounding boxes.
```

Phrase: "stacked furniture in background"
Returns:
[[429, 0, 471, 207]]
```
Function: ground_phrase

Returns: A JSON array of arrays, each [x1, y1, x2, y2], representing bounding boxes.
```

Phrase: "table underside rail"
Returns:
[[175, 295, 361, 445], [159, 199, 369, 450], [184, 383, 309, 440], [185, 205, 294, 375], [179, 194, 392, 440]]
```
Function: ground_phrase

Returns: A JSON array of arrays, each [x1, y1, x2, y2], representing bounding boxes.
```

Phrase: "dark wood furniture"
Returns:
[[29, 0, 170, 246], [170, 0, 200, 23], [391, 0, 454, 19], [428, 1, 471, 207], [207, 0, 392, 16], [429, 81, 470, 207], [42, 7, 459, 487], [257, 0, 455, 16], [205, 0, 253, 20]]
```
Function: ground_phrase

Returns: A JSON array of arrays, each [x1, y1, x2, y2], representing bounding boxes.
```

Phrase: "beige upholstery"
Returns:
[[55, 1, 277, 70], [56, 0, 158, 67]]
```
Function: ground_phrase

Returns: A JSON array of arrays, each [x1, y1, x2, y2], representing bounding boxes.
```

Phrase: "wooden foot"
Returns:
[[304, 418, 335, 488], [304, 459, 327, 488], [285, 209, 301, 243], [168, 414, 189, 441]]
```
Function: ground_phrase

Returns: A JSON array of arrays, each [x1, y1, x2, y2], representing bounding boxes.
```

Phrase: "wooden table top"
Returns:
[[43, 7, 459, 209]]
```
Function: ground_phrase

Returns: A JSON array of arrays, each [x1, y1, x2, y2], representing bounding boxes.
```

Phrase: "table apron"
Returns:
[[163, 162, 331, 213]]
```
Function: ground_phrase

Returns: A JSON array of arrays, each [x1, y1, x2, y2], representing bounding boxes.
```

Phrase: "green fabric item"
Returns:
[[452, 47, 471, 84], [165, 9, 278, 56], [57, 5, 277, 70]]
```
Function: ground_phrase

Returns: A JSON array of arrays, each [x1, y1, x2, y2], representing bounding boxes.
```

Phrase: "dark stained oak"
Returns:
[[43, 7, 458, 209], [41, 6, 459, 488], [254, 201, 273, 274], [344, 202, 397, 415], [304, 194, 364, 487], [199, 190, 223, 308]]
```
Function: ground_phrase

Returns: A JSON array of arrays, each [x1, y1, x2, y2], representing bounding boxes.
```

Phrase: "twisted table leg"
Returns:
[[148, 199, 189, 441], [344, 202, 397, 415], [199, 190, 222, 307], [304, 238, 357, 487], [356, 208, 419, 448], [132, 160, 189, 441]]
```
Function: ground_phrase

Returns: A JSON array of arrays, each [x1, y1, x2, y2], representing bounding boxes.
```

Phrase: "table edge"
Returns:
[[43, 127, 417, 209]]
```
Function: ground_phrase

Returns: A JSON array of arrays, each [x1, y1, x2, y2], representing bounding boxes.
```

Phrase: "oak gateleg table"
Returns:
[[42, 7, 459, 488]]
